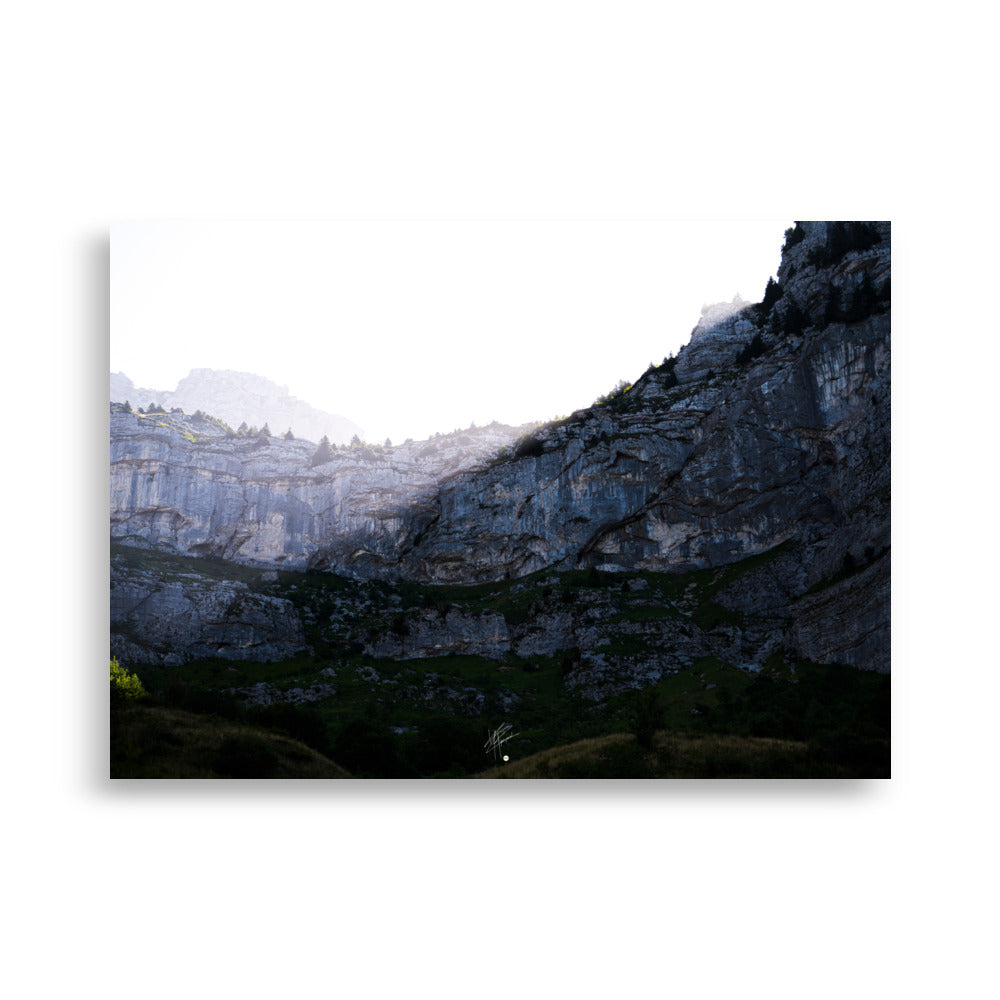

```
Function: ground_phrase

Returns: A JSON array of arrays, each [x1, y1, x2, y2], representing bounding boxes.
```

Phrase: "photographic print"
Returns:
[[109, 221, 890, 778]]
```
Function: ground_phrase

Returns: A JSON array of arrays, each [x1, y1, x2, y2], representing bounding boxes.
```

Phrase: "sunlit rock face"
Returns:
[[110, 414, 529, 573], [110, 368, 365, 445], [110, 222, 890, 671], [673, 294, 758, 382]]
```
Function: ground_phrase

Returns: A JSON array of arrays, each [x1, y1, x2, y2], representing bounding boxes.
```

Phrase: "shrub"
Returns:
[[736, 333, 766, 365], [658, 355, 680, 387], [632, 687, 663, 750], [824, 272, 879, 325], [779, 299, 809, 336], [595, 379, 632, 407], [110, 657, 145, 703], [843, 273, 876, 322], [807, 222, 881, 267]]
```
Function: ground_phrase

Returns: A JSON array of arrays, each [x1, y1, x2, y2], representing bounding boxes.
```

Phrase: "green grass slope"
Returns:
[[110, 703, 352, 778], [477, 729, 861, 779]]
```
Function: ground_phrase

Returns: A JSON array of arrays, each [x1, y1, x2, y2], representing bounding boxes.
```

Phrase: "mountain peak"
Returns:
[[109, 367, 363, 444]]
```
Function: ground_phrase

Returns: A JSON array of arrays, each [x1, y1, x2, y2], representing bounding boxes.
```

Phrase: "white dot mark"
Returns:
[[503, 755, 509, 762]]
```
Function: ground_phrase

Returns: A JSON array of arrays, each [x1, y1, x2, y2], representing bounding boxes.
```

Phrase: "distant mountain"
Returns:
[[109, 368, 364, 445]]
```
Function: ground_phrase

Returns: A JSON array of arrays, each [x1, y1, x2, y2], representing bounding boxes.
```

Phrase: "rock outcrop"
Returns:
[[110, 558, 308, 666]]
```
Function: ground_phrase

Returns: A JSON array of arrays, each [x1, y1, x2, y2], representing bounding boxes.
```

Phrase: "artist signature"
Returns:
[[484, 722, 518, 761]]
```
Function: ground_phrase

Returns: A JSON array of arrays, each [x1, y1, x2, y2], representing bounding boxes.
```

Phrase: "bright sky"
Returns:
[[111, 220, 791, 444]]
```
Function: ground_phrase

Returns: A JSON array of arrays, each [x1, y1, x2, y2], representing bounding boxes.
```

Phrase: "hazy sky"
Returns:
[[111, 220, 791, 444]]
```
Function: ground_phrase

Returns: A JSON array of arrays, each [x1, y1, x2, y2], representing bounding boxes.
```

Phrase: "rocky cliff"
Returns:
[[110, 222, 890, 673], [402, 223, 889, 589], [110, 368, 365, 445], [111, 413, 531, 572], [110, 550, 308, 666]]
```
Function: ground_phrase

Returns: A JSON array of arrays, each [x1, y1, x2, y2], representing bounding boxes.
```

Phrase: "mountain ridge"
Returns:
[[111, 222, 890, 676], [110, 367, 365, 445]]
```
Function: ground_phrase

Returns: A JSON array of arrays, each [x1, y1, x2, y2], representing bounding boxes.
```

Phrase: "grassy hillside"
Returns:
[[478, 729, 870, 779], [111, 702, 351, 778]]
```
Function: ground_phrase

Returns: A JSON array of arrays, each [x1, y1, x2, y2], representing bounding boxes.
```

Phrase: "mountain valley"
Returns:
[[110, 221, 891, 778]]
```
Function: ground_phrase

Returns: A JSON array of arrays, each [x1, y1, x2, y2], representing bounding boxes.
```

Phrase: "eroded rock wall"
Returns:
[[111, 222, 891, 672], [110, 564, 308, 666]]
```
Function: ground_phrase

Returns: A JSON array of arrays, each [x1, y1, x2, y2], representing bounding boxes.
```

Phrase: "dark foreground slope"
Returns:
[[111, 701, 352, 778]]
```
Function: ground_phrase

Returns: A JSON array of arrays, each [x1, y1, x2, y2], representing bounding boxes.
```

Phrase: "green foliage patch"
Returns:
[[110, 657, 146, 704]]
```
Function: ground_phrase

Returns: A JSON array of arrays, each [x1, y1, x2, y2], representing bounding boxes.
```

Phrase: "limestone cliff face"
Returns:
[[389, 221, 890, 668], [110, 222, 890, 671], [405, 223, 889, 586], [110, 414, 529, 573], [110, 559, 308, 666]]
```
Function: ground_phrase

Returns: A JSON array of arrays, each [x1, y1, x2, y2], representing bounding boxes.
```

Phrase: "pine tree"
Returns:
[[310, 435, 334, 467], [284, 428, 295, 441], [783, 223, 806, 248], [780, 299, 809, 337], [761, 276, 783, 311]]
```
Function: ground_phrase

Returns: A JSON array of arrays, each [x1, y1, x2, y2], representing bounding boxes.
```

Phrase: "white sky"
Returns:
[[111, 220, 791, 444]]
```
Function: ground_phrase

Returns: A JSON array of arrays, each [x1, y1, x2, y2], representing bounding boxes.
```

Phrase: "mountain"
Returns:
[[111, 222, 890, 684], [109, 368, 365, 445]]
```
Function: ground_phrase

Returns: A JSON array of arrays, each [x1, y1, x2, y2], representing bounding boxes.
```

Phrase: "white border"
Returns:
[[5, 3, 992, 996]]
